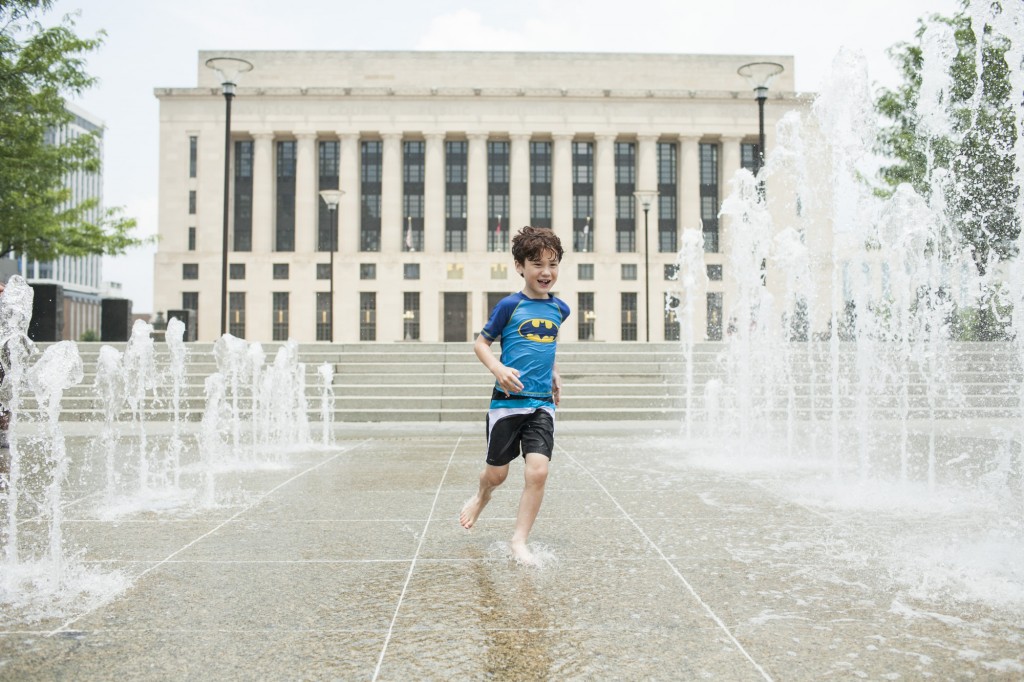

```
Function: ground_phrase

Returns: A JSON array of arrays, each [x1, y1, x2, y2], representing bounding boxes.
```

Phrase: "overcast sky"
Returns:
[[49, 0, 960, 313]]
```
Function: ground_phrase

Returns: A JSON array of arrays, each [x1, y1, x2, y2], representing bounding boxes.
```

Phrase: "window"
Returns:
[[360, 292, 376, 341], [182, 292, 199, 338], [490, 264, 507, 279], [572, 141, 594, 252], [741, 142, 760, 174], [445, 140, 468, 252], [188, 190, 196, 215], [621, 292, 638, 341], [361, 140, 382, 252], [229, 263, 245, 280], [658, 142, 678, 253], [529, 141, 552, 228], [615, 142, 636, 253], [234, 140, 253, 251], [664, 264, 678, 281], [276, 140, 297, 252], [700, 143, 719, 253], [188, 227, 196, 251], [665, 293, 681, 341], [360, 263, 376, 280], [403, 292, 420, 341], [621, 264, 637, 281], [317, 264, 331, 280], [189, 136, 198, 177], [487, 141, 510, 252], [228, 292, 245, 338], [403, 140, 425, 252], [272, 292, 289, 341], [404, 263, 420, 280], [578, 264, 594, 281], [318, 140, 340, 252], [707, 264, 723, 281], [182, 263, 198, 280], [273, 264, 289, 280], [578, 292, 595, 341], [706, 292, 723, 340], [316, 292, 332, 341]]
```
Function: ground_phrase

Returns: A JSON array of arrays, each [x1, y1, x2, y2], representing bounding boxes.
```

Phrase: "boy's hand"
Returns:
[[493, 365, 523, 396], [552, 369, 562, 406]]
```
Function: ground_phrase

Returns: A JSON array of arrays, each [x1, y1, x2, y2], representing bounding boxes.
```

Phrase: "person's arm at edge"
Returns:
[[474, 334, 523, 396], [551, 360, 561, 407]]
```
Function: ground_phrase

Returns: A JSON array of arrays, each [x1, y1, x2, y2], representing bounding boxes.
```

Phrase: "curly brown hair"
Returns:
[[511, 226, 564, 265]]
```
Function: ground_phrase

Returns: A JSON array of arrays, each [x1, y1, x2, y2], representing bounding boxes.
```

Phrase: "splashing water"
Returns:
[[122, 319, 157, 493], [690, 4, 1024, 613], [318, 362, 335, 446], [1, 276, 35, 566], [165, 317, 187, 487], [27, 341, 83, 586], [93, 345, 126, 499]]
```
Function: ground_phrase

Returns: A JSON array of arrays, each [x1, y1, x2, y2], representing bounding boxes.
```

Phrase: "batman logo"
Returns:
[[518, 318, 559, 343]]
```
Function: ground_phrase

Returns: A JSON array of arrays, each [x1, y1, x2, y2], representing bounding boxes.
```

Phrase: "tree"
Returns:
[[876, 1, 1020, 277], [0, 0, 142, 261]]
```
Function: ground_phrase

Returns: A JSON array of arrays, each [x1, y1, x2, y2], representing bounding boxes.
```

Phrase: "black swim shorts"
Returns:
[[485, 409, 555, 467]]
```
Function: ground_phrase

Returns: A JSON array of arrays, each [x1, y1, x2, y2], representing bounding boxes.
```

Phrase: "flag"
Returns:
[[405, 219, 414, 251]]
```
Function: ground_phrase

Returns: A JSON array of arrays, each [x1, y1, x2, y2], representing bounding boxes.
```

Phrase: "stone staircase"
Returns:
[[13, 341, 1023, 423]]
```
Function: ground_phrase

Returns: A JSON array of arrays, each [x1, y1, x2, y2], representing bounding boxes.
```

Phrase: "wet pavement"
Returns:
[[1, 422, 1022, 680]]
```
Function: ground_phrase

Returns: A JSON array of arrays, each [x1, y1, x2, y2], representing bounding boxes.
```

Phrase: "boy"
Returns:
[[460, 226, 570, 566]]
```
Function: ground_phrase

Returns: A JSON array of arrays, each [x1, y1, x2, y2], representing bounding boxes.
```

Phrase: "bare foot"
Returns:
[[459, 493, 490, 530], [511, 539, 538, 566]]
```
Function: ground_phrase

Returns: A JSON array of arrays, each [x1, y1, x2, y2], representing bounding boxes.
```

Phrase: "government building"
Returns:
[[154, 51, 808, 343]]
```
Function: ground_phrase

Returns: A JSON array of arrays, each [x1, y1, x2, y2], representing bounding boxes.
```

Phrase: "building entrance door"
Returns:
[[444, 292, 468, 342]]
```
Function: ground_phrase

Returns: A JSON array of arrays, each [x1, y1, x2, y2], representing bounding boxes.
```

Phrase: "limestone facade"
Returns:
[[154, 51, 810, 343]]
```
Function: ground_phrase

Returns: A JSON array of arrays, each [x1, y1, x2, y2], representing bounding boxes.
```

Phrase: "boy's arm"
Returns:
[[552, 361, 562, 406], [474, 334, 523, 396]]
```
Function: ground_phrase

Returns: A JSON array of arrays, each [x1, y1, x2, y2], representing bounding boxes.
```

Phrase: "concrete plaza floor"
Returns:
[[1, 422, 1022, 680]]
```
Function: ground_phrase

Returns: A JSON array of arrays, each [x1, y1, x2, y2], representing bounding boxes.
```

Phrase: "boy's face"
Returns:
[[516, 248, 560, 299]]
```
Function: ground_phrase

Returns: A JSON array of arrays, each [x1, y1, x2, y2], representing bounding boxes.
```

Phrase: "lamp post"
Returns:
[[319, 189, 344, 343], [633, 190, 658, 342], [737, 62, 784, 177], [205, 56, 253, 337]]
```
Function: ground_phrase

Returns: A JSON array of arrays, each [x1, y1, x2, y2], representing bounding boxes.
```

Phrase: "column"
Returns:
[[678, 134, 706, 342], [679, 136, 700, 232], [424, 133, 445, 254], [338, 133, 360, 254], [294, 132, 317, 253], [637, 134, 659, 342], [720, 135, 742, 257], [552, 133, 573, 248], [467, 133, 488, 253], [381, 133, 403, 253], [594, 134, 616, 254], [509, 134, 531, 231], [251, 132, 274, 253]]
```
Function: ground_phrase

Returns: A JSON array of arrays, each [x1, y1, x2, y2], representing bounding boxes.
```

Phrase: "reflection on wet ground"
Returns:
[[1, 424, 1022, 680]]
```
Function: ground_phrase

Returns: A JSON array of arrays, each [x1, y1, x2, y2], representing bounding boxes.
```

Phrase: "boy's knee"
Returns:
[[524, 457, 548, 487], [483, 466, 508, 487]]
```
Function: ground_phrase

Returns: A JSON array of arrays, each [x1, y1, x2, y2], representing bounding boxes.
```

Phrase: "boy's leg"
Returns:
[[510, 451, 549, 564], [460, 463, 508, 529]]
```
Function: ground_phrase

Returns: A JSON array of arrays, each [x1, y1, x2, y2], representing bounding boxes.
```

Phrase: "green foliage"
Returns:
[[950, 292, 1013, 341], [0, 0, 142, 260], [875, 1, 1020, 275], [78, 328, 98, 342]]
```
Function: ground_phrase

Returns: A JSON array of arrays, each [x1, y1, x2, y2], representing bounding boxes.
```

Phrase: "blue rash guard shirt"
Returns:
[[480, 291, 571, 414]]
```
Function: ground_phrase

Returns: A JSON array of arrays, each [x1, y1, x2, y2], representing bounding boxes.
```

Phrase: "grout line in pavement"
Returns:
[[45, 439, 373, 637], [557, 442, 775, 682], [372, 436, 460, 682]]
